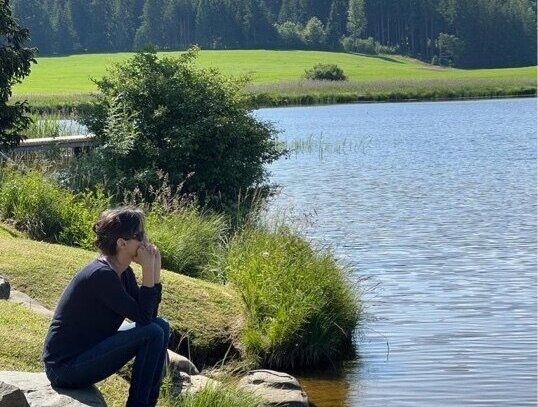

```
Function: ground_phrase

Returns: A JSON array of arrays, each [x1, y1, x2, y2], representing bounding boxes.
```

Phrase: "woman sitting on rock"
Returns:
[[42, 206, 169, 407]]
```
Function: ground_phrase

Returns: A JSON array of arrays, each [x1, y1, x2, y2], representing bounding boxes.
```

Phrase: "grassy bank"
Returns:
[[0, 232, 243, 365], [0, 301, 260, 407], [11, 50, 536, 110]]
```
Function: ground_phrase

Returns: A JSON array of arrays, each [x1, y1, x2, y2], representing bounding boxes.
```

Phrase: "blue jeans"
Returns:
[[45, 317, 170, 407]]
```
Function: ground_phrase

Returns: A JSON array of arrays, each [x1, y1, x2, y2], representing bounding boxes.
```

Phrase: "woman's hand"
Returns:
[[135, 243, 156, 287], [133, 243, 155, 270]]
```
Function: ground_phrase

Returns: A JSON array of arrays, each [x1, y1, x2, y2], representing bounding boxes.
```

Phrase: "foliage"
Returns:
[[342, 36, 398, 55], [436, 33, 464, 67], [0, 0, 35, 152], [325, 0, 348, 48], [305, 63, 346, 81], [0, 165, 107, 248], [347, 0, 366, 38], [275, 21, 304, 49], [220, 226, 360, 369], [11, 0, 536, 68], [78, 48, 285, 210], [302, 17, 326, 49]]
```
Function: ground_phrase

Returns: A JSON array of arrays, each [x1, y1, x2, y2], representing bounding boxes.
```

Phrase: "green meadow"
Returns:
[[12, 50, 537, 109]]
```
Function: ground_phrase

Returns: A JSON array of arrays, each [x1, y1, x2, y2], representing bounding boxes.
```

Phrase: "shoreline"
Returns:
[[252, 92, 537, 109], [17, 88, 537, 114]]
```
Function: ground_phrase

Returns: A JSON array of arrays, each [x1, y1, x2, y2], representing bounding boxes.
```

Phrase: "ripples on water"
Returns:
[[254, 98, 537, 407]]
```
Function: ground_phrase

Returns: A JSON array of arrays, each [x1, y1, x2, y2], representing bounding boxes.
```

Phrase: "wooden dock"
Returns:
[[12, 134, 97, 154]]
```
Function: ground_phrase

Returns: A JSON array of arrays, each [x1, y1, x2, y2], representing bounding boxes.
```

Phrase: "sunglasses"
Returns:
[[125, 230, 145, 242]]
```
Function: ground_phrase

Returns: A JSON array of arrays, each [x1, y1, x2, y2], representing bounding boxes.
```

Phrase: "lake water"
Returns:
[[254, 98, 537, 407]]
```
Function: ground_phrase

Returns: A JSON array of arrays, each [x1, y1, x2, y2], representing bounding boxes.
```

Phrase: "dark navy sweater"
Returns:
[[42, 258, 162, 366]]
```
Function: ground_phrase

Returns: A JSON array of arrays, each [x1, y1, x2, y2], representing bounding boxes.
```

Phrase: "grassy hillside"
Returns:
[[0, 232, 242, 365], [11, 50, 536, 108]]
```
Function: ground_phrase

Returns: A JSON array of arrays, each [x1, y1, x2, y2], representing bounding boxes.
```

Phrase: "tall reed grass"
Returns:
[[23, 112, 88, 139], [221, 225, 360, 369], [146, 209, 227, 277]]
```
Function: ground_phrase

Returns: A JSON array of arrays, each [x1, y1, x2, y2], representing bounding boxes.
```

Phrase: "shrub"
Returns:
[[221, 226, 359, 369], [78, 48, 285, 210], [0, 166, 106, 248], [304, 64, 347, 81]]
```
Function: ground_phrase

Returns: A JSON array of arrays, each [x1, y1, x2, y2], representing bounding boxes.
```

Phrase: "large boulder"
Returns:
[[0, 381, 29, 407], [0, 372, 106, 407], [237, 370, 308, 407], [0, 276, 10, 300]]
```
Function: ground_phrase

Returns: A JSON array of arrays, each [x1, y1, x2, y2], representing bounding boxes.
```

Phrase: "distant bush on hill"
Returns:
[[304, 64, 347, 81]]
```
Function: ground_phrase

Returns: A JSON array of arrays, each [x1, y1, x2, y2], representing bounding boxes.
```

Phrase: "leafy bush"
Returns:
[[78, 48, 285, 210], [304, 64, 347, 81], [221, 226, 359, 369], [0, 166, 107, 248]]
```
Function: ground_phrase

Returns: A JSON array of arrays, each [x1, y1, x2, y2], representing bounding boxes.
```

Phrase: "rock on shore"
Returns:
[[0, 371, 106, 407]]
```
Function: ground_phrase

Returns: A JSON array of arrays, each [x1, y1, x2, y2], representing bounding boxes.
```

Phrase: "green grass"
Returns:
[[11, 50, 536, 108], [146, 210, 227, 278], [169, 384, 261, 407], [221, 226, 360, 369], [0, 233, 243, 364]]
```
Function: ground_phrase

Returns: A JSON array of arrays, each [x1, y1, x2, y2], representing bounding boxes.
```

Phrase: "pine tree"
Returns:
[[325, 0, 348, 48], [347, 0, 366, 38], [11, 0, 54, 54], [135, 0, 165, 49]]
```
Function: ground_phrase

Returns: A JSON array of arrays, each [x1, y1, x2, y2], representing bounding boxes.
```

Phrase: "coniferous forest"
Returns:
[[11, 0, 538, 68]]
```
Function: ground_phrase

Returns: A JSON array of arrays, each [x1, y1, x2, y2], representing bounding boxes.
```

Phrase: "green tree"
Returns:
[[134, 0, 164, 49], [326, 0, 348, 48], [0, 0, 35, 152], [302, 16, 325, 48], [276, 21, 304, 48], [435, 32, 464, 66], [347, 0, 366, 38], [79, 49, 285, 209], [278, 0, 308, 24], [11, 0, 54, 54]]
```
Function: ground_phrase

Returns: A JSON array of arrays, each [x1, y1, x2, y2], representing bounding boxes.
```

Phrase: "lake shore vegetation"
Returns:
[[0, 162, 361, 370]]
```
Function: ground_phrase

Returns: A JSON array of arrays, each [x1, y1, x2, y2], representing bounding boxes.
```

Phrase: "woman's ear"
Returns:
[[116, 238, 127, 250]]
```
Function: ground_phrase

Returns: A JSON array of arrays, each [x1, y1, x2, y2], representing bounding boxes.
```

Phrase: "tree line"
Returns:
[[11, 0, 537, 67]]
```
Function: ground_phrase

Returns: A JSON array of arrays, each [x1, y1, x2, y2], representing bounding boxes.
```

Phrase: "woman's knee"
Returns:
[[153, 317, 171, 340]]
